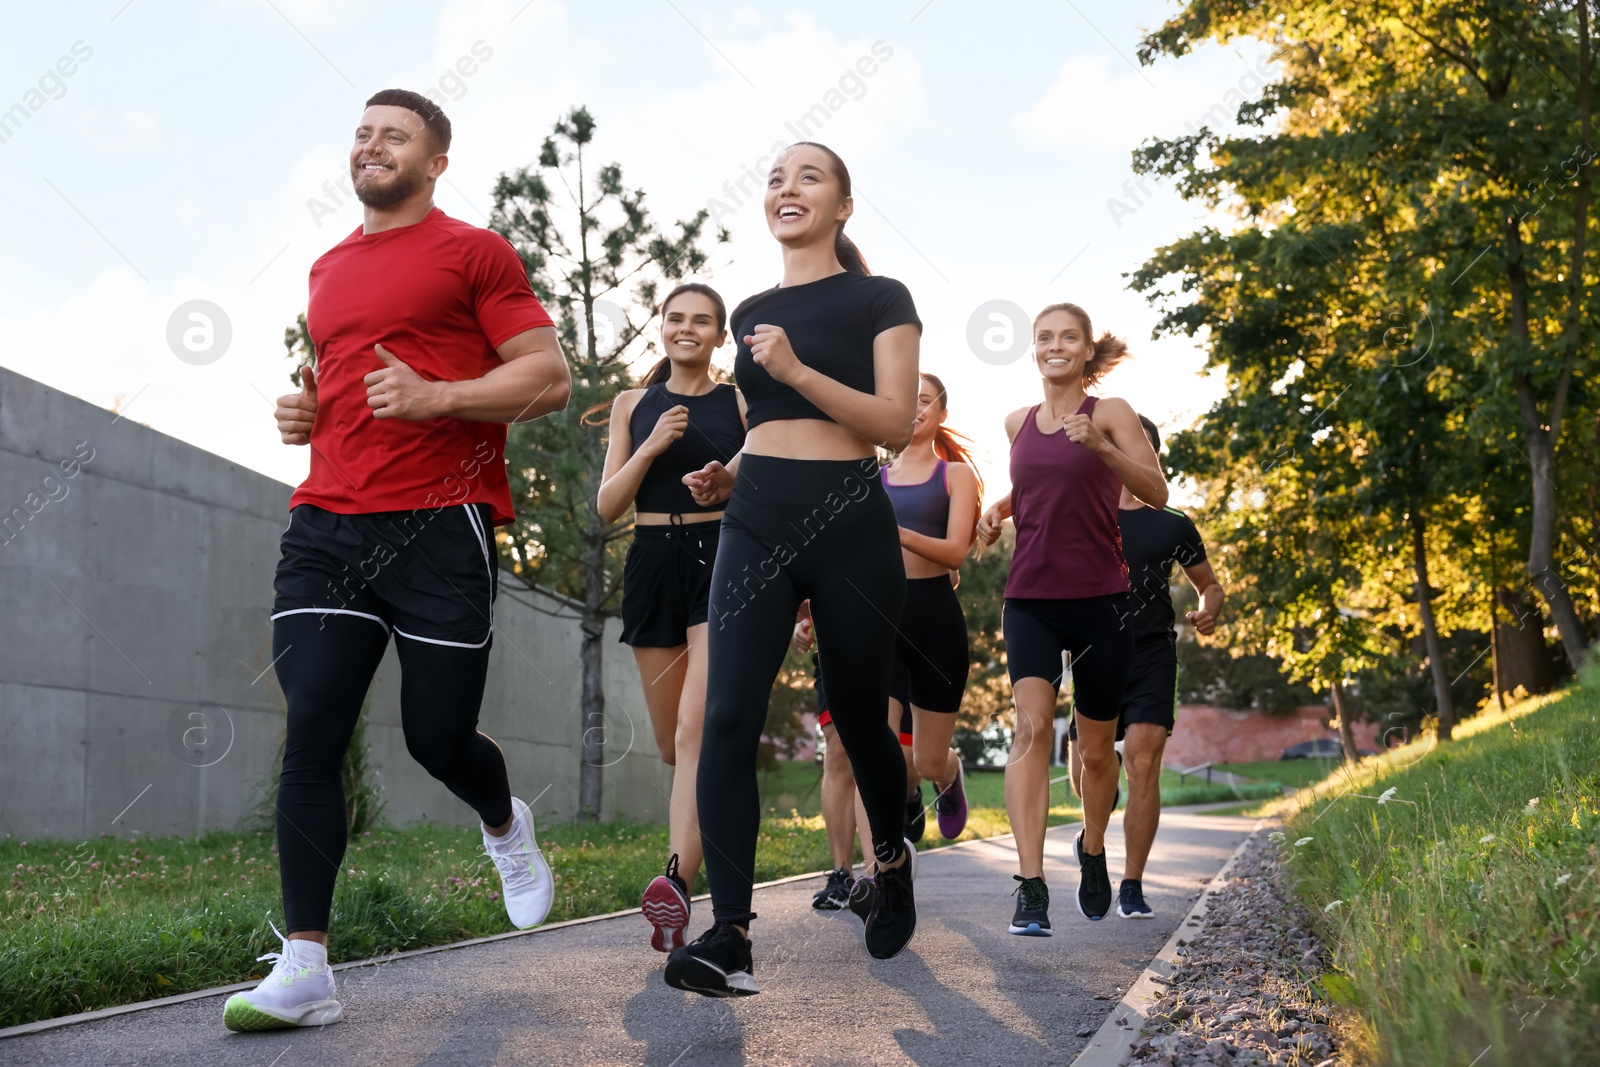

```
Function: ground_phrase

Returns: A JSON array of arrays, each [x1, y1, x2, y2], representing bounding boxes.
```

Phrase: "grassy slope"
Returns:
[[1279, 681, 1600, 1066]]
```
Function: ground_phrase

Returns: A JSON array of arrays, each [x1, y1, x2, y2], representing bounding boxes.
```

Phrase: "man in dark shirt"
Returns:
[[1068, 415, 1224, 920]]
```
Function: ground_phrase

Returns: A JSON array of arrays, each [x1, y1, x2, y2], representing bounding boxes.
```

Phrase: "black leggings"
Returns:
[[271, 614, 512, 932], [700, 455, 907, 922]]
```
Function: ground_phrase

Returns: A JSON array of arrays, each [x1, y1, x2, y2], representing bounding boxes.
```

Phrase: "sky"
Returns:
[[1, 0, 1274, 504]]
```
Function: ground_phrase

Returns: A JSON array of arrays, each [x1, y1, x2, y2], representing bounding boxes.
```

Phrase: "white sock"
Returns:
[[287, 938, 328, 968]]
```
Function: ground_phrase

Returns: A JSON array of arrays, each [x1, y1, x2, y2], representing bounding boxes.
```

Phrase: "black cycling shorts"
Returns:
[[888, 576, 969, 714], [1002, 594, 1133, 721], [620, 521, 721, 647], [272, 503, 498, 647]]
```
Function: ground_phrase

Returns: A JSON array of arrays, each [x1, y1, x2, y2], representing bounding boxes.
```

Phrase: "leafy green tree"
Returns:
[[487, 107, 726, 820], [1132, 0, 1600, 747]]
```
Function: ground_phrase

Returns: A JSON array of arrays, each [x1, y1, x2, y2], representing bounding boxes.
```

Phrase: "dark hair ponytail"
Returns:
[[835, 231, 869, 275], [789, 141, 870, 275]]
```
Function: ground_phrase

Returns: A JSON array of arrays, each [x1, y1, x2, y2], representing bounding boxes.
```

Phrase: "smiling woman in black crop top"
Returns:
[[663, 143, 922, 997], [596, 283, 746, 957]]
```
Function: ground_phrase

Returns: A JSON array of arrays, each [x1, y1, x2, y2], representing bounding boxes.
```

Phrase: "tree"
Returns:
[[487, 107, 727, 821], [1132, 0, 1600, 743]]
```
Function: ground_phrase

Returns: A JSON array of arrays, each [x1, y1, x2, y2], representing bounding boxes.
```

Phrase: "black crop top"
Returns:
[[731, 271, 921, 429], [627, 382, 745, 515]]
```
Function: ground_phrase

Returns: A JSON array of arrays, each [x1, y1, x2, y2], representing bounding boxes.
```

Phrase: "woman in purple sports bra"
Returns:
[[975, 303, 1167, 934], [815, 372, 985, 919], [876, 373, 982, 839]]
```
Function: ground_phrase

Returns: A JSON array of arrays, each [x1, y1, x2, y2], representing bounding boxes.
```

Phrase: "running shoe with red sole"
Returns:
[[642, 855, 691, 952]]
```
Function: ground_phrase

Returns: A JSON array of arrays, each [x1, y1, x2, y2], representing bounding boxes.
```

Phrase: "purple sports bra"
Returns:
[[881, 459, 949, 538]]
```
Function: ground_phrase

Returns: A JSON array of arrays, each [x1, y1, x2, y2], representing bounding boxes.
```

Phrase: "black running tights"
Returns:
[[271, 614, 511, 932], [699, 455, 908, 923]]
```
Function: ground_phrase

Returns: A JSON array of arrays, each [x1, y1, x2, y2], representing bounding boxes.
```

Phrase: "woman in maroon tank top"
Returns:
[[975, 302, 1167, 931]]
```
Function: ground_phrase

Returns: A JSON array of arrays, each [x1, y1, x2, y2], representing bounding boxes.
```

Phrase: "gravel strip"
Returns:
[[1121, 825, 1343, 1067]]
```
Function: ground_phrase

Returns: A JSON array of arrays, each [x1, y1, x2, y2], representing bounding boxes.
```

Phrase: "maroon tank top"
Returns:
[[1004, 397, 1130, 600]]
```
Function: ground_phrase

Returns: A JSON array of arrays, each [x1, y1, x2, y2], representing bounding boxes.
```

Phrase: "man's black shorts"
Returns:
[[1069, 636, 1178, 742], [272, 503, 498, 647]]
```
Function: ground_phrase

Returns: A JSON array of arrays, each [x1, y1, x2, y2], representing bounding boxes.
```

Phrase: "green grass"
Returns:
[[1279, 677, 1600, 1066], [1216, 757, 1341, 790]]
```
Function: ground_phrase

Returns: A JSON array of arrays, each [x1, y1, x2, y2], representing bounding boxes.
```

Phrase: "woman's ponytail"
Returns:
[[1085, 331, 1130, 386], [836, 230, 870, 275]]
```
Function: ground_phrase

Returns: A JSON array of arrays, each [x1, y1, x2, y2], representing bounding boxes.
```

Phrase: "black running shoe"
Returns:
[[1117, 878, 1153, 919], [1009, 875, 1052, 936], [664, 918, 760, 998], [848, 875, 875, 922], [905, 786, 927, 844], [1075, 830, 1112, 920], [811, 868, 854, 911], [864, 839, 917, 959]]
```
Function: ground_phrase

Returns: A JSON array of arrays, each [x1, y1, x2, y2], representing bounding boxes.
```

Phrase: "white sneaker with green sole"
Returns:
[[222, 928, 342, 1032], [484, 795, 555, 929]]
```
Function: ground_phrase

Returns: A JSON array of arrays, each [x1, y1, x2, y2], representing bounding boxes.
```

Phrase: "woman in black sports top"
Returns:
[[595, 283, 746, 957], [664, 142, 922, 997]]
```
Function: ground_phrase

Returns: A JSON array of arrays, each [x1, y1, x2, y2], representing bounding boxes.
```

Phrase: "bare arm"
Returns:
[[975, 407, 1028, 544], [1181, 559, 1225, 636], [364, 326, 571, 424], [745, 322, 920, 451], [1071, 396, 1167, 508], [899, 462, 980, 569], [596, 391, 686, 524]]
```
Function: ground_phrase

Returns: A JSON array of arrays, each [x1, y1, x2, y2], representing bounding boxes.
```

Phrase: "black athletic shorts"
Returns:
[[1002, 594, 1133, 721], [272, 502, 498, 647], [815, 653, 913, 741], [889, 576, 969, 714], [620, 521, 721, 647], [1068, 635, 1178, 741]]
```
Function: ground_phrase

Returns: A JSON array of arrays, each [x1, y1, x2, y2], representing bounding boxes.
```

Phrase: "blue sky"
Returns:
[[1, 0, 1273, 500]]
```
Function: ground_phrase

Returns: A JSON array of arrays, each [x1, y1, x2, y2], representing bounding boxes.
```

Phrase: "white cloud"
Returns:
[[1013, 45, 1279, 157], [70, 109, 162, 154]]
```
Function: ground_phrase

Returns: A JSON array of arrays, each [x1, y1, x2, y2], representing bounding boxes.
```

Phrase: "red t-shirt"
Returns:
[[290, 208, 553, 525]]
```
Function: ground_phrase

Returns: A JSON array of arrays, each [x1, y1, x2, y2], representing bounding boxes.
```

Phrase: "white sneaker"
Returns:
[[484, 796, 554, 929], [222, 927, 342, 1031]]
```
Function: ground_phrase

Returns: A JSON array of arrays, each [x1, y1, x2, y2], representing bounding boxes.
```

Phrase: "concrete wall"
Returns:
[[0, 367, 670, 842]]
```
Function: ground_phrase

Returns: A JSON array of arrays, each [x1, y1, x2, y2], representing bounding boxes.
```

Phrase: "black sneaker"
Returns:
[[1075, 830, 1112, 920], [811, 868, 854, 911], [664, 918, 760, 998], [1117, 878, 1153, 919], [864, 839, 916, 959], [1009, 875, 1052, 936], [905, 786, 927, 844], [848, 875, 875, 922]]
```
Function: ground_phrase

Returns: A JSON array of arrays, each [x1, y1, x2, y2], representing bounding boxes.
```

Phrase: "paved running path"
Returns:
[[3, 811, 1252, 1067]]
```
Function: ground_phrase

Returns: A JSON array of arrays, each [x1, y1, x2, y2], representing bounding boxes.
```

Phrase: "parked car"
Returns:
[[1281, 738, 1344, 760]]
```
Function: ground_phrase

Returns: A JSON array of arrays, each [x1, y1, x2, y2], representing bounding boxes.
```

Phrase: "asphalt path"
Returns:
[[2, 809, 1253, 1067]]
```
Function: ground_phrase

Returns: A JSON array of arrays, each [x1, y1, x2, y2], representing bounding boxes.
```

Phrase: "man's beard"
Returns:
[[352, 162, 423, 208]]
